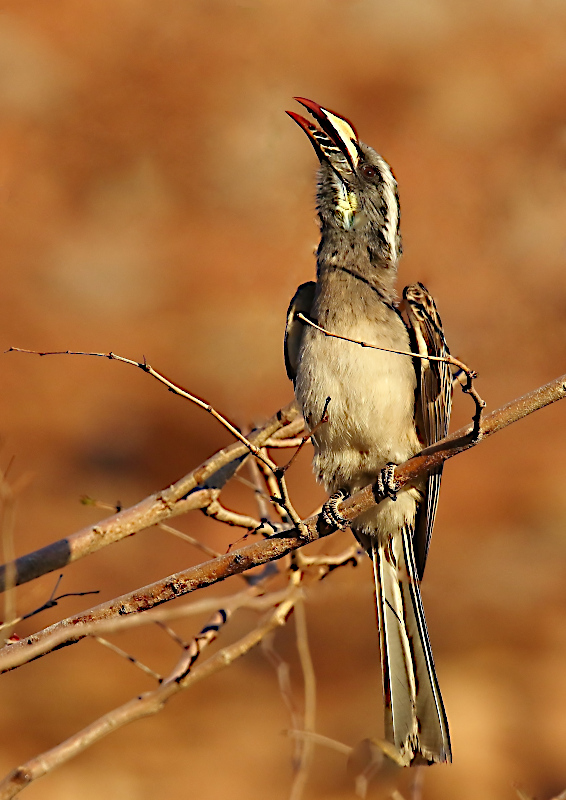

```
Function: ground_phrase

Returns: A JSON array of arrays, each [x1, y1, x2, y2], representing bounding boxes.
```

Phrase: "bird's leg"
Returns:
[[374, 463, 399, 503], [321, 490, 350, 530]]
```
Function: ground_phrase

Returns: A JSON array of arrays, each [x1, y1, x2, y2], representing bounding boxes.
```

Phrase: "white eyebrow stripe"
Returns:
[[374, 154, 399, 263]]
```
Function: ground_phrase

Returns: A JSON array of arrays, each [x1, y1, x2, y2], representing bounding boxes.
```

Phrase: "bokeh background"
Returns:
[[1, 1, 566, 798]]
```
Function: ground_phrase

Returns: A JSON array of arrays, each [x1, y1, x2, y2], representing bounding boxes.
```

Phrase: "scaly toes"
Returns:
[[376, 463, 399, 502], [321, 491, 350, 529]]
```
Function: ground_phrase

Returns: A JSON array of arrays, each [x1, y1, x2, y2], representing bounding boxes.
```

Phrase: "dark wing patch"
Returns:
[[284, 281, 316, 382], [403, 282, 453, 579]]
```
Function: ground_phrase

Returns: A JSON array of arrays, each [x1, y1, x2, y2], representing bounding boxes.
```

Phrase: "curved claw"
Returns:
[[321, 490, 350, 529], [375, 463, 399, 503]]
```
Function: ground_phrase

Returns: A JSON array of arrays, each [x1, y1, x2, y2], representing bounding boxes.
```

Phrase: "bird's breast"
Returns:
[[295, 315, 420, 492]]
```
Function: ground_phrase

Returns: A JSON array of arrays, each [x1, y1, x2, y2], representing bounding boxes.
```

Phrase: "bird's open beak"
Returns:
[[287, 97, 360, 173]]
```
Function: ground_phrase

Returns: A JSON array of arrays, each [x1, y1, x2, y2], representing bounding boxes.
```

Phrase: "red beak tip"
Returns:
[[286, 110, 313, 128], [294, 97, 321, 114]]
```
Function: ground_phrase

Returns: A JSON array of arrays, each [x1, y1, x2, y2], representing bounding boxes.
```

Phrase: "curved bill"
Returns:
[[287, 97, 360, 171]]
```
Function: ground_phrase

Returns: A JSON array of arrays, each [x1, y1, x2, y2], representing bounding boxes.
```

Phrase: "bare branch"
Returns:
[[1, 372, 564, 674], [0, 589, 294, 674], [0, 400, 300, 592], [0, 589, 299, 799], [202, 498, 267, 532]]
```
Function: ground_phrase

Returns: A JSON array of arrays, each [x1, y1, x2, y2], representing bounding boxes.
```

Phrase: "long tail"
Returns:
[[371, 528, 451, 765]]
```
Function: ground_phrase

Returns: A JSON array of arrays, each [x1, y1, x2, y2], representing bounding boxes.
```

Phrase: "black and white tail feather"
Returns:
[[371, 527, 450, 765]]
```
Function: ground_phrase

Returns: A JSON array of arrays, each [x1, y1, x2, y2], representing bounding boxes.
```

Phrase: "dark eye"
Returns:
[[361, 163, 378, 179]]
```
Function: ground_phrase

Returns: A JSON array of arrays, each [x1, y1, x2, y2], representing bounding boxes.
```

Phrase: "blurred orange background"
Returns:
[[1, 1, 566, 798]]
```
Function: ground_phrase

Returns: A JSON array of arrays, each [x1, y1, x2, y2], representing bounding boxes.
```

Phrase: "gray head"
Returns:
[[288, 98, 402, 269]]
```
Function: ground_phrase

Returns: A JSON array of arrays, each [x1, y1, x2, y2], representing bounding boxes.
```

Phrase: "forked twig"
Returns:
[[254, 447, 306, 535]]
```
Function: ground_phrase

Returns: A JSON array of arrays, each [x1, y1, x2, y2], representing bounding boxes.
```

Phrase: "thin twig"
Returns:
[[263, 437, 307, 448], [0, 477, 17, 641], [155, 523, 222, 559], [262, 633, 303, 765], [84, 497, 223, 559], [281, 396, 330, 475], [0, 578, 99, 633], [94, 637, 163, 682], [202, 498, 267, 532], [298, 544, 364, 580], [296, 312, 486, 437], [154, 621, 187, 649], [410, 766, 424, 800], [248, 456, 278, 524], [287, 729, 352, 757], [7, 348, 274, 469], [289, 581, 317, 800], [296, 313, 470, 374]]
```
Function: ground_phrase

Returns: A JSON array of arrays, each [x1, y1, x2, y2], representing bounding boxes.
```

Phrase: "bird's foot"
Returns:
[[375, 463, 399, 503], [321, 490, 350, 530]]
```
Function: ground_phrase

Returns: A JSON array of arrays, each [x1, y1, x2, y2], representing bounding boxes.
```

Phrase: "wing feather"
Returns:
[[403, 282, 453, 578], [284, 281, 316, 382]]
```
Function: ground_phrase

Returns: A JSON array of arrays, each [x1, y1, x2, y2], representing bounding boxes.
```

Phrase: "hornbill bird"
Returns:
[[284, 98, 452, 766]]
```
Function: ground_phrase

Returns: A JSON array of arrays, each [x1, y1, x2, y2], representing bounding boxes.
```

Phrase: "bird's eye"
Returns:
[[361, 163, 378, 179]]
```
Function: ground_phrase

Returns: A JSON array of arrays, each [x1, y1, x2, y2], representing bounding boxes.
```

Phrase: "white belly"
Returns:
[[296, 317, 420, 495]]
